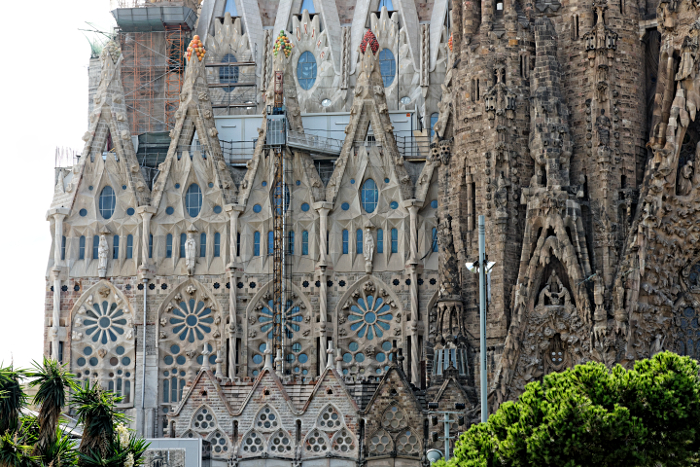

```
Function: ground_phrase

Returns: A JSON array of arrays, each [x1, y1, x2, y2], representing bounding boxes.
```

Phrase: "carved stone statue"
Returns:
[[677, 159, 694, 196], [595, 109, 611, 147], [98, 234, 109, 278], [538, 270, 571, 307], [494, 172, 510, 215], [363, 228, 374, 263], [185, 231, 196, 275]]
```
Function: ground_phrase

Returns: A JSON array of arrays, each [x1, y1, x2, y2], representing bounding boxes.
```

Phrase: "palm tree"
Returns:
[[72, 382, 125, 462], [28, 358, 78, 464], [0, 366, 26, 434]]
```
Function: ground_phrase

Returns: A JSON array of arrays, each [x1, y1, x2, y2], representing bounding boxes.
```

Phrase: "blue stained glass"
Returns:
[[431, 200, 438, 209], [262, 181, 267, 187], [200, 233, 207, 257], [382, 341, 392, 351], [93, 236, 99, 259], [391, 228, 398, 253], [377, 229, 383, 253], [355, 353, 365, 362], [214, 205, 222, 214], [253, 354, 263, 364], [376, 352, 386, 362], [214, 232, 221, 257], [77, 357, 86, 366], [342, 229, 349, 254], [170, 344, 180, 354], [220, 53, 239, 92], [301, 203, 310, 212], [292, 343, 301, 352], [176, 355, 186, 365], [384, 178, 390, 183], [430, 112, 439, 140], [379, 49, 396, 87], [302, 231, 309, 255], [361, 179, 378, 213], [268, 231, 274, 256], [343, 353, 352, 363], [164, 355, 173, 365], [298, 353, 308, 363], [254, 231, 260, 256], [126, 207, 135, 216], [296, 180, 301, 186], [356, 229, 363, 254], [79, 208, 87, 217], [99, 186, 116, 219], [113, 235, 119, 259], [341, 202, 350, 211], [349, 342, 359, 351], [253, 204, 262, 213], [390, 201, 398, 209], [166, 234, 173, 258], [79, 236, 86, 260], [432, 227, 438, 252], [350, 179, 355, 184], [180, 233, 186, 258], [185, 184, 202, 217], [297, 51, 317, 90]]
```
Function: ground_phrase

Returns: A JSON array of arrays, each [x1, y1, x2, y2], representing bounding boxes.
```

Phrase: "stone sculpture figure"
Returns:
[[364, 228, 374, 263], [595, 109, 611, 147], [98, 234, 109, 278], [494, 172, 510, 215], [538, 271, 571, 307], [185, 232, 196, 275], [678, 159, 694, 195]]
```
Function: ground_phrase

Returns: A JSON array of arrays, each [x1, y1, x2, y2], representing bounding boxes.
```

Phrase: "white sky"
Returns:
[[0, 0, 115, 369]]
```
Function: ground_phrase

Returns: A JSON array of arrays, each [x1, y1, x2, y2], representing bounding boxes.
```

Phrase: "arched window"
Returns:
[[79, 236, 86, 260], [379, 49, 396, 87], [200, 233, 207, 257], [254, 231, 261, 256], [288, 231, 295, 255], [180, 233, 187, 258], [149, 234, 153, 259], [185, 184, 202, 217], [378, 0, 394, 9], [377, 228, 384, 253], [342, 230, 349, 254], [302, 231, 309, 255], [300, 0, 316, 13], [224, 0, 238, 16], [99, 186, 116, 219], [432, 227, 438, 252], [126, 235, 133, 259], [430, 112, 439, 140], [361, 179, 378, 213], [166, 234, 173, 258], [214, 232, 221, 257], [391, 228, 398, 253], [356, 229, 363, 254], [113, 235, 120, 259], [297, 51, 317, 90], [93, 235, 99, 259], [236, 232, 241, 256], [220, 54, 239, 93], [61, 236, 66, 261], [268, 231, 274, 256]]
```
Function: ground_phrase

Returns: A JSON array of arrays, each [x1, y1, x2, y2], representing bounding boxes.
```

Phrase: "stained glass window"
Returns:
[[361, 179, 378, 213], [113, 235, 119, 259], [356, 229, 363, 254], [391, 228, 398, 253], [343, 230, 349, 254], [79, 236, 86, 260], [186, 184, 202, 217], [254, 231, 260, 256], [297, 51, 317, 90], [200, 233, 207, 257], [432, 227, 438, 252], [302, 230, 309, 255], [220, 54, 239, 92], [379, 49, 396, 87], [214, 232, 221, 257], [99, 186, 116, 219], [180, 233, 187, 258], [126, 235, 133, 259], [166, 234, 173, 258], [377, 229, 383, 253]]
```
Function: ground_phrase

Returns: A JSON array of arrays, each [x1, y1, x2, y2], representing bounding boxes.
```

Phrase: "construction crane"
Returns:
[[266, 71, 292, 373]]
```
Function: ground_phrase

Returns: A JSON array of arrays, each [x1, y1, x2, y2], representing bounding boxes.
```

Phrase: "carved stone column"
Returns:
[[409, 264, 420, 385], [315, 202, 332, 266], [403, 200, 422, 262], [314, 202, 332, 375], [227, 266, 239, 379], [46, 208, 69, 360], [224, 204, 245, 266], [137, 206, 157, 275]]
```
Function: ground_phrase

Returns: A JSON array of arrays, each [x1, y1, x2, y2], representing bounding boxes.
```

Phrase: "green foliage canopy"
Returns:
[[441, 352, 700, 467]]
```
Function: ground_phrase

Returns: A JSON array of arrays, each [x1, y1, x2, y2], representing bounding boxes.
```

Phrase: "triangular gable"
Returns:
[[151, 37, 237, 211], [432, 375, 471, 407], [362, 364, 423, 414], [301, 367, 360, 413], [55, 42, 150, 211], [325, 30, 413, 206], [233, 367, 301, 416], [173, 369, 234, 416]]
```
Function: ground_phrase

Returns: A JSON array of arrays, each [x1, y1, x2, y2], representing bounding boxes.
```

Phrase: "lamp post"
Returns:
[[427, 402, 467, 462], [466, 215, 495, 423]]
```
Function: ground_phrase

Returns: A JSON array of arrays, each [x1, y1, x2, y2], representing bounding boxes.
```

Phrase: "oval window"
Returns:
[[361, 179, 378, 213], [297, 51, 317, 90], [321, 98, 332, 107], [99, 186, 116, 219], [220, 53, 239, 92], [379, 49, 396, 87], [185, 184, 202, 217]]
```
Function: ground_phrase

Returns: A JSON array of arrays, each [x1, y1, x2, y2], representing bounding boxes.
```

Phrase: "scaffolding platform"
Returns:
[[112, 6, 197, 32], [287, 130, 343, 156]]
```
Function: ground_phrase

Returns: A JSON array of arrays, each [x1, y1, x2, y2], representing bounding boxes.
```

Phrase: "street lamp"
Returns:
[[466, 215, 495, 424], [427, 402, 467, 462]]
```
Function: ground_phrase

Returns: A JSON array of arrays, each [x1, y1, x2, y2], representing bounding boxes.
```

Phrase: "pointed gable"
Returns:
[[325, 30, 413, 206], [150, 36, 237, 211]]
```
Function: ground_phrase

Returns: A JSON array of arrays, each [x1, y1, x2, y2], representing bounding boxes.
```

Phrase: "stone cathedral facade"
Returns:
[[44, 0, 700, 463]]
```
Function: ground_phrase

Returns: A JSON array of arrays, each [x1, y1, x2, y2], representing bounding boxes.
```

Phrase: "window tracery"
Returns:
[[331, 428, 357, 455], [71, 283, 135, 405], [381, 404, 407, 431], [367, 428, 393, 456], [396, 430, 420, 455], [207, 430, 230, 456], [254, 405, 280, 431], [268, 429, 293, 456], [317, 404, 343, 430], [240, 430, 265, 455], [191, 405, 217, 431], [304, 429, 329, 455]]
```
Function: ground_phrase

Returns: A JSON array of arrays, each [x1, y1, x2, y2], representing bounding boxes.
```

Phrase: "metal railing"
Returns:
[[353, 135, 432, 159], [177, 140, 257, 165], [288, 130, 343, 155], [206, 71, 258, 88], [113, 0, 199, 9]]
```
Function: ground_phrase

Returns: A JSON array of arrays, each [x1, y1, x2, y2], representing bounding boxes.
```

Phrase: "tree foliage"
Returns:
[[441, 352, 700, 467]]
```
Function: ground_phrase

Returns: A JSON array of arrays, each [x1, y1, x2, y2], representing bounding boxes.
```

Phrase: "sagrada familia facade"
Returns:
[[44, 0, 700, 463]]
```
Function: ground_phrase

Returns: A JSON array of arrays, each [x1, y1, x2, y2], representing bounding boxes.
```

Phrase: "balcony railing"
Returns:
[[288, 130, 343, 155]]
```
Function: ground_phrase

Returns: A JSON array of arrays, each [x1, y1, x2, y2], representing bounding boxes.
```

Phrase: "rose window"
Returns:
[[258, 299, 303, 339], [240, 431, 265, 454], [381, 405, 407, 430], [191, 406, 216, 431], [347, 286, 394, 340], [396, 430, 420, 455], [331, 429, 356, 454], [317, 405, 342, 430], [255, 406, 279, 431], [84, 300, 129, 344], [368, 429, 393, 456], [268, 430, 293, 455], [209, 430, 229, 455], [169, 298, 215, 342], [304, 429, 329, 454]]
